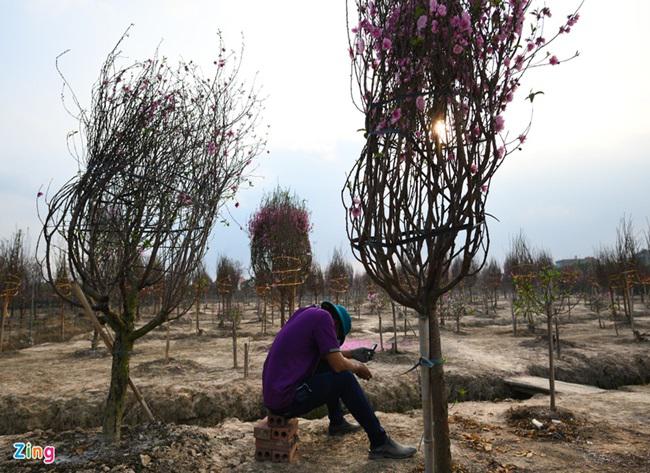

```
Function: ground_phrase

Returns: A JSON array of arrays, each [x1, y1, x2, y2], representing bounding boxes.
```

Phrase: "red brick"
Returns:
[[255, 435, 298, 452], [268, 414, 290, 427], [255, 443, 299, 463], [254, 417, 299, 441]]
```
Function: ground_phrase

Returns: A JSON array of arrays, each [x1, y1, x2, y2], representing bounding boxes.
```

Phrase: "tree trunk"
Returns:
[[103, 330, 133, 442], [29, 284, 35, 346], [418, 316, 434, 473], [628, 284, 634, 320], [0, 298, 8, 352], [232, 315, 238, 369], [626, 285, 636, 331], [554, 316, 561, 358], [511, 296, 517, 337], [91, 328, 99, 351], [428, 303, 452, 473], [280, 298, 286, 327], [195, 298, 200, 334], [546, 304, 556, 412], [262, 297, 267, 334], [391, 302, 398, 353]]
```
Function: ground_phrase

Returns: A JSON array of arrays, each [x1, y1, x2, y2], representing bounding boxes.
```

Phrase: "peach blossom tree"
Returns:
[[343, 1, 581, 470], [40, 31, 265, 442]]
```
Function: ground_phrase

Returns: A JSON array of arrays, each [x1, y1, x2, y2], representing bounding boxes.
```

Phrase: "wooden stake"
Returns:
[[244, 342, 249, 379], [71, 283, 155, 422], [165, 320, 171, 363]]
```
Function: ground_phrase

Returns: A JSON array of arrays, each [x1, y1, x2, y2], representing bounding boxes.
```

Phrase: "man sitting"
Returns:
[[262, 301, 416, 459]]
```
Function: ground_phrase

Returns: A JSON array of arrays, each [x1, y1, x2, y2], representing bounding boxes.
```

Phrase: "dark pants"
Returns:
[[274, 362, 387, 448]]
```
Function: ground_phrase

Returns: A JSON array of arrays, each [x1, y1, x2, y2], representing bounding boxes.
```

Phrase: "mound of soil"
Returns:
[[68, 348, 110, 359], [131, 358, 206, 377], [0, 422, 220, 473], [505, 405, 592, 443], [528, 352, 650, 389], [518, 336, 581, 349]]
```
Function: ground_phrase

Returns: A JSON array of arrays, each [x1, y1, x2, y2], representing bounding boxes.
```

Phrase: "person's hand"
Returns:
[[353, 361, 373, 380], [349, 347, 375, 363]]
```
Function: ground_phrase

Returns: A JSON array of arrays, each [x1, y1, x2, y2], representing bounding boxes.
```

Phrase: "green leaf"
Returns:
[[527, 90, 545, 103], [410, 36, 424, 48]]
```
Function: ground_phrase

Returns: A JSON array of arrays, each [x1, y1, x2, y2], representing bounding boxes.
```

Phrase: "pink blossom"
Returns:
[[416, 95, 425, 112], [390, 107, 402, 124], [350, 207, 362, 219], [472, 125, 480, 137], [497, 146, 505, 159], [495, 115, 505, 133], [207, 141, 217, 155], [470, 163, 478, 174], [235, 202, 240, 208], [437, 5, 447, 17], [356, 38, 366, 55], [453, 44, 464, 55], [417, 15, 428, 31], [527, 42, 535, 52], [429, 0, 438, 12], [382, 37, 392, 50], [481, 184, 488, 193], [353, 197, 361, 205], [515, 54, 525, 71], [549, 55, 560, 65], [430, 19, 439, 33], [518, 134, 527, 144], [37, 191, 44, 198], [448, 150, 456, 161]]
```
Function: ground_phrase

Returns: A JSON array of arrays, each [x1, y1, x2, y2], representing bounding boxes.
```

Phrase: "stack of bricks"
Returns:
[[254, 414, 299, 463]]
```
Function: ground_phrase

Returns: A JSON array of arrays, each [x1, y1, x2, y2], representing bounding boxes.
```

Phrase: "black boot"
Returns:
[[368, 436, 417, 459], [328, 418, 362, 436]]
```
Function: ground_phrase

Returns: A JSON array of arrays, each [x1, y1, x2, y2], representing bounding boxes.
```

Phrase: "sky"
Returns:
[[1, 0, 649, 277]]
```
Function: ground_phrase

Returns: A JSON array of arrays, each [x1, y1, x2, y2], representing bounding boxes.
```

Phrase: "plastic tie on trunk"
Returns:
[[401, 356, 445, 375]]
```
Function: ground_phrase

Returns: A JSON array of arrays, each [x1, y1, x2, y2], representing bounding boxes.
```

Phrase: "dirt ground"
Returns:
[[0, 298, 648, 471]]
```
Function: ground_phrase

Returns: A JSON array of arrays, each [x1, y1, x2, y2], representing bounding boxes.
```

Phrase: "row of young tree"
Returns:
[[4, 212, 646, 353]]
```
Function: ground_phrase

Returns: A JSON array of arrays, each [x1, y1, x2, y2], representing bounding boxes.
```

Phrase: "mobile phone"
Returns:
[[371, 344, 378, 352]]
